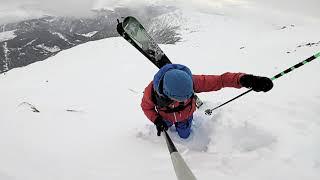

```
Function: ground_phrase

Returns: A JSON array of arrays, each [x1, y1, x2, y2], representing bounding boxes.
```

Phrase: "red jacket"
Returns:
[[141, 72, 245, 123]]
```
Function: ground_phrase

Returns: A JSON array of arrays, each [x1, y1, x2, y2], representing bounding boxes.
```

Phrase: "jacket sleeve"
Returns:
[[193, 72, 245, 93], [141, 82, 158, 123]]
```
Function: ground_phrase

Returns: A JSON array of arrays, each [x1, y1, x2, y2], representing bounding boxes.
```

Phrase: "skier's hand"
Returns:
[[240, 74, 273, 92], [154, 117, 168, 136]]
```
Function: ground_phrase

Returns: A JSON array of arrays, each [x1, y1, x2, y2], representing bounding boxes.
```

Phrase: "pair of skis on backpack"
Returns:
[[116, 16, 204, 108]]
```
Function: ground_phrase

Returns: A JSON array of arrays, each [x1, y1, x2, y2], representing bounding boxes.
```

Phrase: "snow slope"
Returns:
[[0, 30, 16, 42], [0, 7, 320, 180]]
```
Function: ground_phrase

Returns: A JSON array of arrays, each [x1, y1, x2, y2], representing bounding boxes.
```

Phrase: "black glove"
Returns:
[[240, 74, 273, 92], [154, 116, 168, 136]]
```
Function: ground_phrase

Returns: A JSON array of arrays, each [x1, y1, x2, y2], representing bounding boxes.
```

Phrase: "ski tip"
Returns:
[[123, 16, 139, 22], [126, 16, 135, 19]]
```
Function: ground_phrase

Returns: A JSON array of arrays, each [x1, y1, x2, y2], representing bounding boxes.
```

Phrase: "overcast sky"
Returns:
[[0, 0, 319, 24]]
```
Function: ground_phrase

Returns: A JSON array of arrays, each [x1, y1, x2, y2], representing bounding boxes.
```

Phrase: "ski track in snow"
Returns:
[[0, 5, 320, 180]]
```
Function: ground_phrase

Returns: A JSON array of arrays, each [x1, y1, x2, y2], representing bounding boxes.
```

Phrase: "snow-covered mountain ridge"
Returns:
[[0, 8, 319, 180], [0, 6, 182, 73]]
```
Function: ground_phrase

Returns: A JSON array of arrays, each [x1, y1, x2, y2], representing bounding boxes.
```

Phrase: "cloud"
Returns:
[[0, 0, 97, 24], [246, 0, 320, 19], [0, 0, 95, 16], [0, 0, 319, 24]]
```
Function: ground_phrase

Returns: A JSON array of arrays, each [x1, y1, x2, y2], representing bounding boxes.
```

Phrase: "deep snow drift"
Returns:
[[0, 7, 319, 180]]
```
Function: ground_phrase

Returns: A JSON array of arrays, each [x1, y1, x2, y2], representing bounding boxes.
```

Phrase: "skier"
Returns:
[[141, 64, 273, 139]]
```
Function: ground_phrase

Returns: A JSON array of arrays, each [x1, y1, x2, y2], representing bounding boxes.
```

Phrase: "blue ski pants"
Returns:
[[164, 116, 193, 139]]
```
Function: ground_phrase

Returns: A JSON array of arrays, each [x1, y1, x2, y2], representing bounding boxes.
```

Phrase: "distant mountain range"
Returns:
[[0, 6, 181, 73]]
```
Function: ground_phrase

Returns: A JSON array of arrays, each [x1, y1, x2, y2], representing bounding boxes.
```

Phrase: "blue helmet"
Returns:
[[162, 69, 194, 101]]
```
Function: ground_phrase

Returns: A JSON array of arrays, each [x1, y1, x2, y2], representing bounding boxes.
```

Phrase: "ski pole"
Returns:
[[205, 51, 320, 115], [163, 131, 197, 180]]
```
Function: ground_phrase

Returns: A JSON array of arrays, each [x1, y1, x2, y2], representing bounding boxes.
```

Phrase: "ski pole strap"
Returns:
[[205, 51, 320, 115]]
